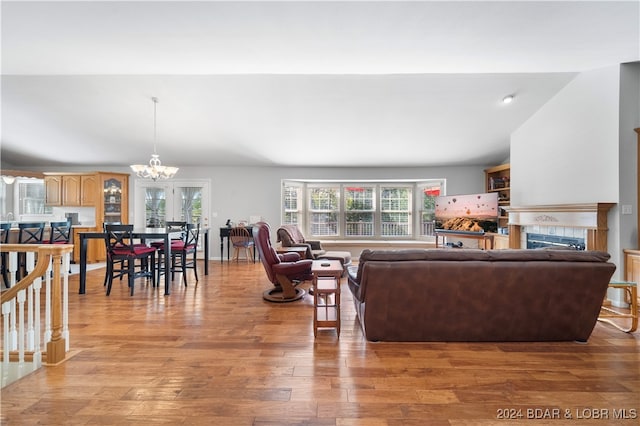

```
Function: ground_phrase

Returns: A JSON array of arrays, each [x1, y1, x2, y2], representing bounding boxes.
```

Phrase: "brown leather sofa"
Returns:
[[347, 248, 616, 342]]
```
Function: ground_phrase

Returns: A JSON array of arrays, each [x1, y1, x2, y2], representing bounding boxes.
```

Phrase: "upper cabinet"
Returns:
[[81, 174, 98, 206], [44, 175, 62, 206], [62, 175, 82, 206], [484, 163, 510, 229], [45, 173, 94, 206], [43, 171, 128, 226]]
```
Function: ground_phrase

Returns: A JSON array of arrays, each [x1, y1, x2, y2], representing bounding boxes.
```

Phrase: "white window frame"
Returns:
[[308, 184, 340, 237], [281, 181, 304, 228], [281, 179, 445, 240], [344, 185, 376, 237]]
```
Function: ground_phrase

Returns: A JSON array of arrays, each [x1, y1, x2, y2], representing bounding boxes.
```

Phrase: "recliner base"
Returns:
[[263, 287, 305, 303]]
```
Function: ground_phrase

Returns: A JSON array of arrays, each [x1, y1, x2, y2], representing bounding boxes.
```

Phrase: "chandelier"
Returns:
[[130, 97, 179, 181]]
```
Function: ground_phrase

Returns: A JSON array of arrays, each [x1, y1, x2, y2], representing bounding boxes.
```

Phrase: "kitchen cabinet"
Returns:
[[99, 173, 128, 226], [44, 175, 62, 206], [72, 226, 97, 264], [45, 173, 99, 207], [43, 172, 129, 262], [94, 173, 129, 261], [80, 174, 98, 206], [62, 175, 82, 206]]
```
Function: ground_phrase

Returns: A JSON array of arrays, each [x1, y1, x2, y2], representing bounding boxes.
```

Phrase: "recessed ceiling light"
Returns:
[[502, 95, 514, 104]]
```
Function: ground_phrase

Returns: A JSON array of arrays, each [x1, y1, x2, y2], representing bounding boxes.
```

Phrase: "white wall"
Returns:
[[619, 62, 640, 250], [176, 164, 485, 258], [511, 65, 620, 206]]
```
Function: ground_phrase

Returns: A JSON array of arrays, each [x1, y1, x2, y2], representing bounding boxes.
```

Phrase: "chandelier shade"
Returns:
[[130, 97, 178, 181]]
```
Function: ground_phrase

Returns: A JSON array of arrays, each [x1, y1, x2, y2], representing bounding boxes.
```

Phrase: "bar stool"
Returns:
[[17, 222, 46, 280], [1, 222, 11, 287], [49, 219, 72, 244], [49, 219, 73, 273]]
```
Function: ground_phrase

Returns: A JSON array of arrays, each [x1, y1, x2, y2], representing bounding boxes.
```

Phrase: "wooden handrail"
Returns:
[[0, 244, 73, 304]]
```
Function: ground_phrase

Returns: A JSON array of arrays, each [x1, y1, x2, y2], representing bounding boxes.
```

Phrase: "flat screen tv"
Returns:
[[435, 192, 499, 233]]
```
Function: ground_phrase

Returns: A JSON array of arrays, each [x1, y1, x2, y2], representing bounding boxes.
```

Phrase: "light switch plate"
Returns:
[[621, 205, 632, 215]]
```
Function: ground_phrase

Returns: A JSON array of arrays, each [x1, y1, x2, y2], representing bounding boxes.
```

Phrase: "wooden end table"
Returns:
[[311, 259, 343, 337], [598, 280, 638, 333]]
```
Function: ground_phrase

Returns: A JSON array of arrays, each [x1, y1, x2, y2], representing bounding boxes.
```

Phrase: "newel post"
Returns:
[[46, 249, 66, 364]]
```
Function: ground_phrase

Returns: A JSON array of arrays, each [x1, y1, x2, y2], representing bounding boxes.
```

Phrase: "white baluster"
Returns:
[[25, 251, 35, 276], [62, 252, 70, 351], [17, 289, 26, 371], [8, 252, 17, 349], [2, 300, 12, 386], [7, 251, 17, 287], [9, 298, 17, 350], [26, 279, 34, 351]]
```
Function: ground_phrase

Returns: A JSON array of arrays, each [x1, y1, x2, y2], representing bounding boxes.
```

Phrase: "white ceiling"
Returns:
[[1, 1, 638, 169]]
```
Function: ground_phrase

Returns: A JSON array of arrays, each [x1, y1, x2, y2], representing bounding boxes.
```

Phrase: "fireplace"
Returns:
[[505, 203, 615, 252], [526, 233, 586, 250]]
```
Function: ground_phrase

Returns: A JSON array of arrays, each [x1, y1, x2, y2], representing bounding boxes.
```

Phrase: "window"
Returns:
[[282, 179, 445, 240], [282, 181, 303, 225], [308, 185, 339, 236], [344, 186, 374, 237], [419, 183, 441, 236], [380, 186, 411, 237], [16, 179, 53, 217]]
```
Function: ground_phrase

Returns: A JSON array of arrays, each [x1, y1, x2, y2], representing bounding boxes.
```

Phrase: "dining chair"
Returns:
[[167, 223, 200, 286], [153, 221, 187, 281], [17, 222, 46, 280], [49, 219, 73, 273], [104, 224, 156, 296], [102, 222, 124, 287], [49, 219, 72, 244], [230, 226, 255, 263], [1, 222, 11, 287]]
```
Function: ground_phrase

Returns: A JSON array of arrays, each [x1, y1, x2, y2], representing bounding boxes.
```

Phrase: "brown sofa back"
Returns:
[[348, 249, 616, 342]]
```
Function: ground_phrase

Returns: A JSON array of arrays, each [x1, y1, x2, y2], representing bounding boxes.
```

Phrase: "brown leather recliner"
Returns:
[[276, 224, 326, 259], [254, 222, 313, 302]]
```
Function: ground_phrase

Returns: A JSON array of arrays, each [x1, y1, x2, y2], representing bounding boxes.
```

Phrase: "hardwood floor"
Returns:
[[2, 261, 638, 425]]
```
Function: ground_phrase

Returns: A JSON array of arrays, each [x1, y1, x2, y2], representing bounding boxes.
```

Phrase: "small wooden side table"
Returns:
[[311, 260, 343, 337], [598, 280, 638, 333]]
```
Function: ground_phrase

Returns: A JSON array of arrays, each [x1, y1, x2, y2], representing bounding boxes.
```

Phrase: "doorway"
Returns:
[[134, 179, 211, 256]]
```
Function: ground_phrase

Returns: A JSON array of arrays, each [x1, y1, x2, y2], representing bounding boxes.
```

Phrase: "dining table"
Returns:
[[78, 227, 210, 296]]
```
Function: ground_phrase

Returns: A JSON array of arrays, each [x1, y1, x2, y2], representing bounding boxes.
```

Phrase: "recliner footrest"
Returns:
[[317, 251, 352, 276]]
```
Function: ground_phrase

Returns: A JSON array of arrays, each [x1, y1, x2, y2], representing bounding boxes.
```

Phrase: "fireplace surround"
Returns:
[[505, 203, 615, 252]]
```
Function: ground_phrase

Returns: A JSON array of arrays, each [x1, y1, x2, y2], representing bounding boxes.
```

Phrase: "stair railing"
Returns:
[[1, 243, 73, 388]]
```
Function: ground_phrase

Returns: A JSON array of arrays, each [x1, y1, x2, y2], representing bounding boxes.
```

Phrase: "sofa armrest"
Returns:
[[347, 273, 363, 302]]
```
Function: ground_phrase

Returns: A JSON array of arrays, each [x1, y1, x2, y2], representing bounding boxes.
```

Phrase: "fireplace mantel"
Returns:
[[505, 203, 615, 251]]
